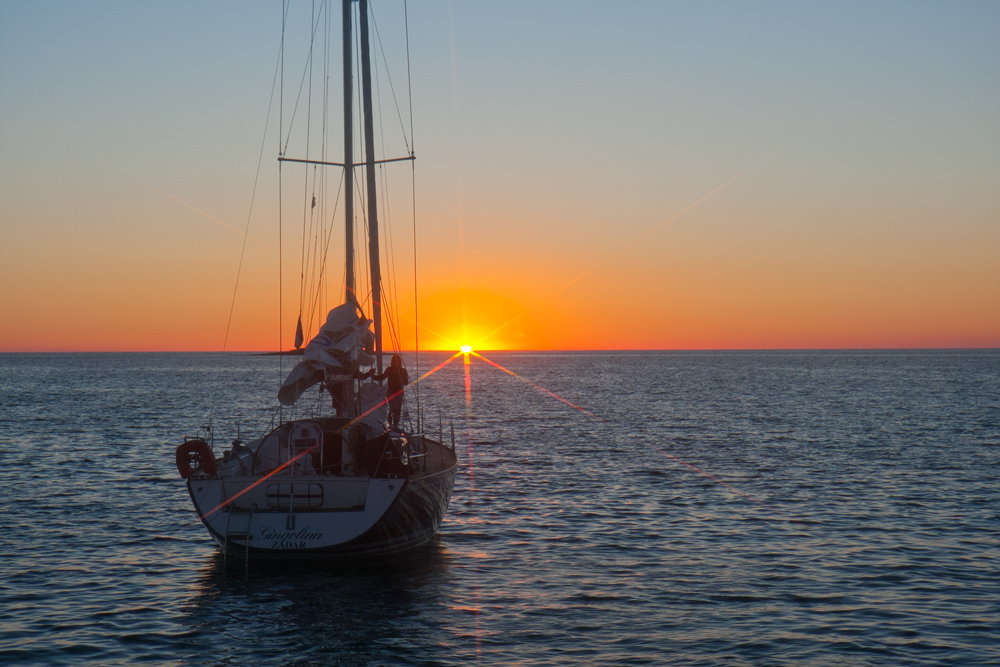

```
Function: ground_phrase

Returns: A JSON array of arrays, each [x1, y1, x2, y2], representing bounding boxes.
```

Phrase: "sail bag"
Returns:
[[278, 302, 376, 405]]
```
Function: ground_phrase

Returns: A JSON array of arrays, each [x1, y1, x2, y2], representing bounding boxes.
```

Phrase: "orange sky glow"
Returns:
[[1, 1, 998, 353]]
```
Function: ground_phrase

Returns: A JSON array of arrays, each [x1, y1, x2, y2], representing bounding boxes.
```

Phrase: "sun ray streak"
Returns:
[[647, 444, 797, 521], [414, 350, 463, 383], [463, 349, 475, 495], [197, 353, 465, 521], [468, 143, 795, 344], [458, 346, 481, 666], [198, 445, 317, 520], [472, 351, 607, 422], [127, 173, 261, 241], [553, 142, 792, 296], [468, 351, 800, 523]]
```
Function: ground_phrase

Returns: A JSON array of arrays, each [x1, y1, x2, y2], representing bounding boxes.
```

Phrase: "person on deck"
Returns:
[[373, 354, 409, 430], [323, 365, 369, 417]]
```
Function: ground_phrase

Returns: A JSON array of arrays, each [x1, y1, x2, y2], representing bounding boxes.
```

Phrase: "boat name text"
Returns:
[[259, 526, 323, 548]]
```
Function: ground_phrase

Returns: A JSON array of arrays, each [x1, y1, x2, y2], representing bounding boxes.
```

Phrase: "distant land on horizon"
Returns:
[[3, 347, 998, 355]]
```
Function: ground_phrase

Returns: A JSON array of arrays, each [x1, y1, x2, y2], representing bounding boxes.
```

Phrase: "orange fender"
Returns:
[[176, 440, 217, 478]]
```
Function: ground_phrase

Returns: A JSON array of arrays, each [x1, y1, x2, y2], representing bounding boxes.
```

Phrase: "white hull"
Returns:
[[182, 419, 458, 560], [178, 1, 459, 563], [188, 465, 455, 559]]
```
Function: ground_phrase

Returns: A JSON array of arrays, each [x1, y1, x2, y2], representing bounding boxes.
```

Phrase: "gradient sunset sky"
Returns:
[[1, 0, 997, 352]]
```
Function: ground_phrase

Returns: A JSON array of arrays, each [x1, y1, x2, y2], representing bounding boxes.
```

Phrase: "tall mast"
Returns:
[[342, 0, 355, 302], [359, 0, 383, 374]]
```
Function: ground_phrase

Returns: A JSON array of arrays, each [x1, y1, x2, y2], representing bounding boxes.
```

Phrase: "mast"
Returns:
[[342, 0, 355, 303], [359, 0, 383, 374]]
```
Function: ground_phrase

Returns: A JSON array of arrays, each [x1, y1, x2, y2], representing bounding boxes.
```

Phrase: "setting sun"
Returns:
[[411, 288, 540, 351]]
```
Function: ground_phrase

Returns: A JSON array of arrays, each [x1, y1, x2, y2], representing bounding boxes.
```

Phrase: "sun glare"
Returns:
[[460, 344, 473, 355]]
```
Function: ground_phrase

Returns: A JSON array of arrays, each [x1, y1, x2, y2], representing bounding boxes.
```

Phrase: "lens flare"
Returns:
[[452, 142, 796, 348], [472, 351, 607, 422], [198, 444, 317, 520], [463, 347, 475, 495], [198, 352, 465, 521], [198, 346, 794, 534], [647, 444, 794, 520], [465, 351, 797, 523]]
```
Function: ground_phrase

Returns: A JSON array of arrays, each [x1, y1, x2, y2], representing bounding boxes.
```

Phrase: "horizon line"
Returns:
[[3, 346, 998, 354]]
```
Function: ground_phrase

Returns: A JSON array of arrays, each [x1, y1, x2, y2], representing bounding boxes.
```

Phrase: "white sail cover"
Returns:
[[278, 302, 376, 405]]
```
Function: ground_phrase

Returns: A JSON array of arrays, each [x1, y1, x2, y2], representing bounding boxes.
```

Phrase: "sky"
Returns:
[[1, 0, 998, 352]]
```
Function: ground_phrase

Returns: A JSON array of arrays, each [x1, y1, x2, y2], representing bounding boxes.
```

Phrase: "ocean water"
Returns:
[[0, 350, 997, 666]]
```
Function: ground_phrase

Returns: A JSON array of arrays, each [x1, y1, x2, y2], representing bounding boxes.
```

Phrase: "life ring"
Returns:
[[176, 440, 217, 478]]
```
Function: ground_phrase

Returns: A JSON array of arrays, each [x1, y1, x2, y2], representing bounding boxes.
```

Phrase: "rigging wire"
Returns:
[[282, 0, 418, 401], [403, 0, 421, 424], [277, 0, 294, 422], [297, 0, 319, 347], [311, 170, 346, 327], [370, 2, 418, 359], [280, 2, 328, 159], [297, 0, 331, 342], [370, 5, 413, 153], [205, 0, 421, 435], [320, 0, 332, 323], [352, 3, 372, 319], [370, 6, 402, 355], [288, 0, 354, 340], [301, 0, 335, 342], [358, 173, 372, 316], [279, 2, 286, 403], [208, 1, 287, 431]]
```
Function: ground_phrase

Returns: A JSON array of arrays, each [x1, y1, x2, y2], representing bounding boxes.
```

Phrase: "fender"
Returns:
[[176, 440, 217, 478]]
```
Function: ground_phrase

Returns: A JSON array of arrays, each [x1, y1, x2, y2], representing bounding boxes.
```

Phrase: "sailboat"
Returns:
[[174, 0, 458, 560]]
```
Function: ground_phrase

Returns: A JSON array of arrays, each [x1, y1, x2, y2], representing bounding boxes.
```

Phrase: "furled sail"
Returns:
[[278, 302, 375, 406]]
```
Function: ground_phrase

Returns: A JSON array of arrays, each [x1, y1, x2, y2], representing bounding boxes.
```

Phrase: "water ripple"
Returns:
[[1, 351, 998, 665]]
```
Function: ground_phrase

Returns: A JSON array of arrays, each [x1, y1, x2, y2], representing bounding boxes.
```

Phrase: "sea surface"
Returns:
[[0, 350, 997, 666]]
